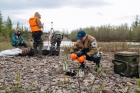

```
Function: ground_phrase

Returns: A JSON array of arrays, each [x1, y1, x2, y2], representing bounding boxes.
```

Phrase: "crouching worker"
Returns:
[[70, 30, 101, 71], [11, 29, 27, 48], [29, 12, 44, 58], [48, 31, 63, 56]]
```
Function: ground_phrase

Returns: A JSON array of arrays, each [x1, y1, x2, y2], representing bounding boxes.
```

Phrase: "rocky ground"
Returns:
[[0, 51, 139, 93]]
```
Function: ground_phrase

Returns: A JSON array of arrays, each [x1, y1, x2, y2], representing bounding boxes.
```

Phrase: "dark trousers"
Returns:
[[79, 52, 101, 68], [13, 42, 27, 48], [32, 31, 43, 56]]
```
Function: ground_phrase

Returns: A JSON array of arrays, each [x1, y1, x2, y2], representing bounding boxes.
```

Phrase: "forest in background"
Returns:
[[0, 11, 140, 42], [69, 15, 140, 42]]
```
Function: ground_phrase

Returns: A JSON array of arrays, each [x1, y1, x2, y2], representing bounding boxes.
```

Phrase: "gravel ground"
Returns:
[[0, 51, 139, 93]]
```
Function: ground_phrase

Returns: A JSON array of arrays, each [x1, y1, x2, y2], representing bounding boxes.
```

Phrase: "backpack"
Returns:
[[112, 51, 139, 77], [42, 49, 59, 56]]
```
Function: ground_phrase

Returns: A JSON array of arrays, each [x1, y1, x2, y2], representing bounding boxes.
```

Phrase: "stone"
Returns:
[[102, 88, 114, 93], [59, 77, 71, 82], [0, 90, 6, 93], [41, 85, 49, 91]]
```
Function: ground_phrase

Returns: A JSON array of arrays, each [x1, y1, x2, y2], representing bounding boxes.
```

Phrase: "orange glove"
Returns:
[[70, 53, 77, 60], [77, 55, 86, 63]]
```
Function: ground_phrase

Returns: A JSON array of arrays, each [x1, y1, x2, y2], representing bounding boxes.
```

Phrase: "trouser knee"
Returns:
[[92, 56, 101, 68]]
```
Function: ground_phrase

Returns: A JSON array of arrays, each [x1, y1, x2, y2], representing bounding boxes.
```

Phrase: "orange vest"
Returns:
[[28, 17, 41, 32]]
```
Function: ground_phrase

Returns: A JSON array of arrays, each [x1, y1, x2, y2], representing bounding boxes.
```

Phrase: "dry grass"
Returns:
[[1, 41, 140, 53], [98, 42, 140, 53], [0, 42, 13, 51], [63, 42, 140, 53], [0, 41, 32, 51]]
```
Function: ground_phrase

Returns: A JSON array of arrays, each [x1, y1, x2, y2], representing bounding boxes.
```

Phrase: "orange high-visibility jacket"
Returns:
[[29, 17, 41, 32]]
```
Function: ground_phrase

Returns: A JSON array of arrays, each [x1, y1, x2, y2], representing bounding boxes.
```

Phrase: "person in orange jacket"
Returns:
[[28, 12, 44, 58], [70, 30, 101, 71]]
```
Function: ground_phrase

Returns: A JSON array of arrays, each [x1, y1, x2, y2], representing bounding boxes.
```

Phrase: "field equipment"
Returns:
[[47, 22, 53, 50], [112, 51, 140, 78]]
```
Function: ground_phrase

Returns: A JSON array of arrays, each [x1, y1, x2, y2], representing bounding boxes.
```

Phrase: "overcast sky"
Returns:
[[0, 0, 140, 32]]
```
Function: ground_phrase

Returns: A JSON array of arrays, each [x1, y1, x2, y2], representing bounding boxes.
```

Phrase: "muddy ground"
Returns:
[[0, 51, 139, 93]]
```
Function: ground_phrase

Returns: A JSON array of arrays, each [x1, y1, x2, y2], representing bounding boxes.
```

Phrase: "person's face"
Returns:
[[17, 31, 21, 34], [80, 36, 86, 42]]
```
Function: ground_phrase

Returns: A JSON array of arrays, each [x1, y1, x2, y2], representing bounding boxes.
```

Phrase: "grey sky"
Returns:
[[0, 0, 110, 10], [0, 0, 139, 32]]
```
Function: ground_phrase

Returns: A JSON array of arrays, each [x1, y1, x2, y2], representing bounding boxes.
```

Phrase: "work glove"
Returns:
[[77, 55, 86, 63], [76, 50, 83, 57], [70, 53, 77, 60]]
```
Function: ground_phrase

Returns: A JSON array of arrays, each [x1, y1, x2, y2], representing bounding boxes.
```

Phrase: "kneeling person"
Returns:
[[48, 31, 63, 56], [70, 30, 101, 71]]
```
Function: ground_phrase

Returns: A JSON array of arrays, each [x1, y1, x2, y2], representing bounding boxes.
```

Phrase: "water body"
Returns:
[[31, 41, 140, 47], [127, 42, 140, 45], [44, 41, 75, 47]]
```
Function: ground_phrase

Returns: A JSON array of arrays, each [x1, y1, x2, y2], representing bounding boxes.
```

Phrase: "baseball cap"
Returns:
[[76, 30, 86, 40]]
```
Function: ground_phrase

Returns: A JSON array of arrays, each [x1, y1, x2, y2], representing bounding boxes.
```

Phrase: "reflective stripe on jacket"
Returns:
[[29, 17, 41, 32]]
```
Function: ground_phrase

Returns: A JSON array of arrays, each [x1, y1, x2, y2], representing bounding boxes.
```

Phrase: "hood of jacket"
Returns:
[[34, 12, 41, 19]]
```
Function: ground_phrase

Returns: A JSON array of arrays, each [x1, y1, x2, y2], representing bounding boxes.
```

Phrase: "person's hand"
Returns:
[[77, 55, 86, 63], [76, 50, 83, 57], [70, 53, 77, 61]]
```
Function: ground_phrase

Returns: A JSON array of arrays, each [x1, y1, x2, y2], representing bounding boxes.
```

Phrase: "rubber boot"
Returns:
[[33, 42, 38, 57], [38, 42, 43, 58], [96, 57, 101, 72], [48, 46, 53, 56]]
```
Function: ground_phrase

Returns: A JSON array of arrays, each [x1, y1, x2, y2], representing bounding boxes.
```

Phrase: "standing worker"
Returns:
[[28, 12, 44, 58], [70, 30, 101, 71], [48, 31, 63, 56]]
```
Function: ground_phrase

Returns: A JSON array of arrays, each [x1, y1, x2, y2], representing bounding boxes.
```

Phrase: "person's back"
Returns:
[[53, 31, 63, 42], [48, 31, 63, 56]]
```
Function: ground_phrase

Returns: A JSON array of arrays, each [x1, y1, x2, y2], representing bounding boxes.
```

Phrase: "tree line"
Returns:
[[69, 15, 140, 42], [0, 11, 30, 42], [0, 10, 140, 42]]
